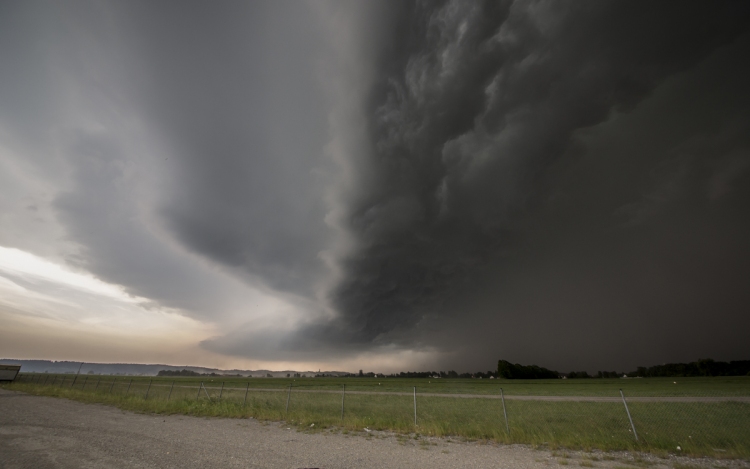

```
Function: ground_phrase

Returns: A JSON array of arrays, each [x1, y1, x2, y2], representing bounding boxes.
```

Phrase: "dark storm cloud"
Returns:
[[103, 1, 330, 298], [52, 129, 253, 319], [322, 0, 750, 362], [118, 1, 331, 296], [1, 1, 332, 320], [3, 0, 750, 371]]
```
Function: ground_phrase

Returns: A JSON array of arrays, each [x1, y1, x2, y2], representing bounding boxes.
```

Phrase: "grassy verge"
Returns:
[[3, 377, 749, 460]]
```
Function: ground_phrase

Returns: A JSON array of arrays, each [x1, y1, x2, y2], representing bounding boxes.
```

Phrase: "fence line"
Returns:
[[9, 374, 750, 402], [620, 388, 638, 441], [6, 372, 749, 458]]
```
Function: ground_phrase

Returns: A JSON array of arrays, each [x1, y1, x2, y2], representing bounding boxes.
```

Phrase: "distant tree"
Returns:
[[497, 360, 559, 379], [627, 359, 750, 378]]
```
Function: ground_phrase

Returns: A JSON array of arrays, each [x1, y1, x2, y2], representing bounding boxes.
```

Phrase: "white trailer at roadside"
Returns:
[[0, 364, 21, 382]]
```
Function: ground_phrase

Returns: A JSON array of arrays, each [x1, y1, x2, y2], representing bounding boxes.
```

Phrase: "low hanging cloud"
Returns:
[[318, 1, 750, 355]]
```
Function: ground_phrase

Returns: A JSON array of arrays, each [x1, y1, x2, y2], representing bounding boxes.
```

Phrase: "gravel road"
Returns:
[[0, 388, 743, 469]]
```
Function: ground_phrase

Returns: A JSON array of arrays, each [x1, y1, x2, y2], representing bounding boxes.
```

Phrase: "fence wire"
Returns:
[[5, 373, 749, 458]]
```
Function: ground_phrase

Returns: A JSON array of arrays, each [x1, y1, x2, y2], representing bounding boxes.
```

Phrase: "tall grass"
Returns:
[[3, 375, 749, 459]]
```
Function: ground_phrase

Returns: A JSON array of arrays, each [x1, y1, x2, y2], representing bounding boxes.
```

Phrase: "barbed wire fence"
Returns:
[[5, 373, 749, 458]]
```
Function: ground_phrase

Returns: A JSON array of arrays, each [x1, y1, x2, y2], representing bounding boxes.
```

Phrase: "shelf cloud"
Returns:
[[1, 1, 749, 372]]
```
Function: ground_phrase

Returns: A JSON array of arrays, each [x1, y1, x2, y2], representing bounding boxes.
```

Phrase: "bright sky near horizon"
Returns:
[[1, 1, 749, 373]]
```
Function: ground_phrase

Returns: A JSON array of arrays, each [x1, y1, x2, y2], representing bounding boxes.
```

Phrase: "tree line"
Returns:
[[497, 358, 750, 379], [157, 369, 242, 377]]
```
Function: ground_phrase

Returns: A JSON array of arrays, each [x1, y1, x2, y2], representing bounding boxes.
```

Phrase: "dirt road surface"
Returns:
[[0, 389, 741, 469]]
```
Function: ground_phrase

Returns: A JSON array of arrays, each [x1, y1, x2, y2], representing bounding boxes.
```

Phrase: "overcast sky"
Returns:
[[1, 0, 749, 373]]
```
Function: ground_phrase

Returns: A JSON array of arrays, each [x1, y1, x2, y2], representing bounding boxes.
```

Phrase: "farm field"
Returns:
[[4, 374, 749, 459], [12, 373, 749, 395]]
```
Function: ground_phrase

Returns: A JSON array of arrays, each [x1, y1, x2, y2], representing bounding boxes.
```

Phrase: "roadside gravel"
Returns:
[[1, 388, 746, 469]]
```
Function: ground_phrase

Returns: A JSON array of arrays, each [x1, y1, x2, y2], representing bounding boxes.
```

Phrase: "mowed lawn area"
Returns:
[[4, 375, 749, 459]]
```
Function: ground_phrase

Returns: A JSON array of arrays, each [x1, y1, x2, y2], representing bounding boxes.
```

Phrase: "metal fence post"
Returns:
[[145, 380, 152, 400], [202, 382, 211, 400], [341, 384, 345, 420], [501, 387, 510, 434], [219, 382, 224, 400], [126, 379, 133, 396], [51, 376, 57, 386], [109, 378, 116, 393], [286, 384, 292, 413], [71, 362, 84, 387], [413, 387, 417, 426], [95, 378, 101, 391], [197, 382, 203, 400], [168, 381, 175, 401], [43, 375, 49, 385], [81, 376, 88, 390], [620, 389, 638, 441], [243, 382, 249, 406]]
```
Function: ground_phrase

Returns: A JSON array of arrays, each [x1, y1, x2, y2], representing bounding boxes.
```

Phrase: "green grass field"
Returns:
[[4, 374, 749, 459]]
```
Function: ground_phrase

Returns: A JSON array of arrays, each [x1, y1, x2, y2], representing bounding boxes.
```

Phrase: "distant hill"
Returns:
[[0, 359, 349, 378]]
